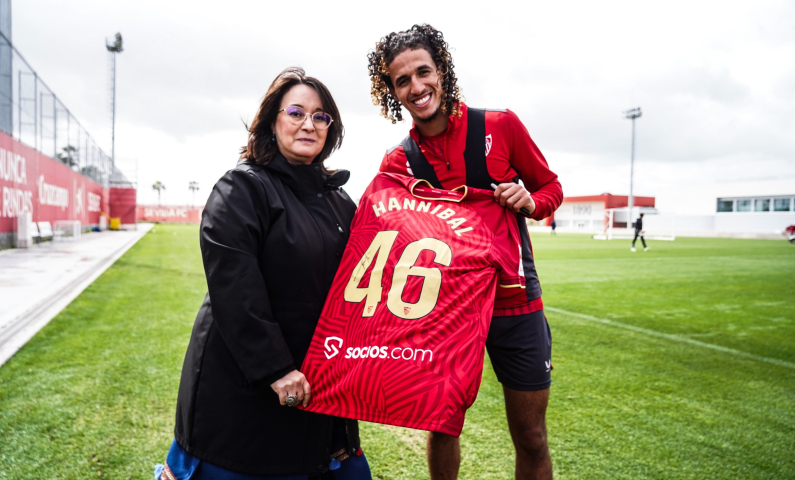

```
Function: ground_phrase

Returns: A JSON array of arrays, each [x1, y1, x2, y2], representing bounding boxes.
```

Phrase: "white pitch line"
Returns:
[[545, 307, 795, 370]]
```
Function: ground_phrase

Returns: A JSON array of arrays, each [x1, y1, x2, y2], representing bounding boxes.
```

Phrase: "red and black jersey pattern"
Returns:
[[300, 173, 526, 436]]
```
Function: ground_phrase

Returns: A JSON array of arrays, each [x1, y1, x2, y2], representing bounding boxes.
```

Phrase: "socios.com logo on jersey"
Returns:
[[324, 337, 343, 359], [324, 337, 434, 362]]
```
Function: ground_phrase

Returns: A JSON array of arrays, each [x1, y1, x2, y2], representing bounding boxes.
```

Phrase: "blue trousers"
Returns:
[[155, 439, 372, 480]]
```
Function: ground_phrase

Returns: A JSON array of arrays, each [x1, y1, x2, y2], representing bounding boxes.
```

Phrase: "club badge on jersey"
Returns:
[[300, 173, 526, 436]]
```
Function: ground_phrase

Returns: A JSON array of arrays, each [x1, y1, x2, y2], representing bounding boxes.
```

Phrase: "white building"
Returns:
[[547, 192, 795, 238], [646, 178, 795, 237], [712, 194, 795, 235]]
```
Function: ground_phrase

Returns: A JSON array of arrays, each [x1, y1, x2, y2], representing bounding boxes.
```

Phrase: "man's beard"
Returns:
[[414, 107, 441, 124]]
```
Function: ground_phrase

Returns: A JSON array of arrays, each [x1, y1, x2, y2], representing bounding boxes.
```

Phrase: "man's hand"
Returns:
[[493, 183, 536, 216], [270, 369, 312, 407]]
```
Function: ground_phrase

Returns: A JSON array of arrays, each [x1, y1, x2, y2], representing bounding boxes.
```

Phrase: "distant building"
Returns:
[[712, 195, 795, 234], [716, 195, 793, 213], [551, 194, 656, 231], [545, 193, 795, 238]]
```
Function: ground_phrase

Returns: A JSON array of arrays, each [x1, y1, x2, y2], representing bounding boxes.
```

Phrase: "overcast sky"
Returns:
[[13, 0, 795, 214]]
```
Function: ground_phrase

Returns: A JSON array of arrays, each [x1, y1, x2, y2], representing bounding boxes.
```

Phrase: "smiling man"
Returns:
[[368, 24, 563, 480]]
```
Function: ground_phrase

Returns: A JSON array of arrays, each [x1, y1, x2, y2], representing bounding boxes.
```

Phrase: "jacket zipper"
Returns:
[[323, 193, 345, 236], [419, 130, 451, 170], [445, 128, 451, 170]]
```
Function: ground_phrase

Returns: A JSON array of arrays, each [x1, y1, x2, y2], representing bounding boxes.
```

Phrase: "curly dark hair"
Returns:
[[367, 24, 462, 124], [239, 67, 343, 173]]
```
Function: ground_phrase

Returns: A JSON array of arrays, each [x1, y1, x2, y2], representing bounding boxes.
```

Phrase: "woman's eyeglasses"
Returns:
[[279, 106, 333, 129]]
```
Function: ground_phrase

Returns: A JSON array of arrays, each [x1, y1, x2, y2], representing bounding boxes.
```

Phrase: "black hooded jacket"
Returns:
[[174, 153, 358, 476]]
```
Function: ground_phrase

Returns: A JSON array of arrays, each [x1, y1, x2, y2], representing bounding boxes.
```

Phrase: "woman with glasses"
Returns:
[[156, 68, 371, 480]]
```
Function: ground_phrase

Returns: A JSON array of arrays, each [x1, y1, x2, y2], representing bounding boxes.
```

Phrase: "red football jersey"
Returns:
[[300, 173, 526, 436]]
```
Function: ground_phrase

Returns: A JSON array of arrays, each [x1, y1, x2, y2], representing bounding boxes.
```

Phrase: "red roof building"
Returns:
[[549, 194, 656, 230]]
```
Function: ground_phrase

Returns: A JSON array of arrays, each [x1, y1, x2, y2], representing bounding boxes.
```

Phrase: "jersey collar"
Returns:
[[410, 179, 468, 203]]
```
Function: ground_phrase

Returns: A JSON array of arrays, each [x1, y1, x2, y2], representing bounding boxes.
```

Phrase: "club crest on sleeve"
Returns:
[[485, 134, 493, 156]]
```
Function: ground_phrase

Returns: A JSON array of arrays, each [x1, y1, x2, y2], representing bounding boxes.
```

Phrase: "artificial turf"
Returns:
[[0, 225, 793, 479]]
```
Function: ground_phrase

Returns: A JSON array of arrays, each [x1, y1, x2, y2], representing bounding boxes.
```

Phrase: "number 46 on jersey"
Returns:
[[344, 231, 452, 320]]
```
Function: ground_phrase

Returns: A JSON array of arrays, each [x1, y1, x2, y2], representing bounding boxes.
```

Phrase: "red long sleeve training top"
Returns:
[[379, 102, 563, 221]]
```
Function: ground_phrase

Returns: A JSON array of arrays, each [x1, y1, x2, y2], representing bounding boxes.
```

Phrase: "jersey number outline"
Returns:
[[343, 231, 453, 320]]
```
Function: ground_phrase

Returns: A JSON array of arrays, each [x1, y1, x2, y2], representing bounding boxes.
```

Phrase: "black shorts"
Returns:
[[486, 309, 552, 391]]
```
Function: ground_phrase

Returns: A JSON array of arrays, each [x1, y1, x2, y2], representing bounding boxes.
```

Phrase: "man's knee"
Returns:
[[513, 420, 548, 454]]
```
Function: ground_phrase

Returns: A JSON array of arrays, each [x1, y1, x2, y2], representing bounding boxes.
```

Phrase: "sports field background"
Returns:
[[0, 224, 793, 479]]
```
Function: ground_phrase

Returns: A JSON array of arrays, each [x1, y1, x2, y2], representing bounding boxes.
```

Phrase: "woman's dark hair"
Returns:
[[367, 24, 462, 124], [240, 67, 343, 172]]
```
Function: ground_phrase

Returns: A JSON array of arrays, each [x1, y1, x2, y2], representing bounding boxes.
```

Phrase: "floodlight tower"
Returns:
[[623, 107, 642, 228], [106, 32, 123, 169]]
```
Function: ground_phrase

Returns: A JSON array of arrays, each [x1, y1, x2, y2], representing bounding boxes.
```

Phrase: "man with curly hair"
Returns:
[[368, 24, 562, 480]]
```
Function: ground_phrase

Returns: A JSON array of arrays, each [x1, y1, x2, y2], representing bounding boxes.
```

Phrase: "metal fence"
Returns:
[[0, 31, 114, 188]]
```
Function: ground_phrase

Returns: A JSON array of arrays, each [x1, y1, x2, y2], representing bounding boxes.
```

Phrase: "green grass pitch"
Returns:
[[0, 224, 793, 479]]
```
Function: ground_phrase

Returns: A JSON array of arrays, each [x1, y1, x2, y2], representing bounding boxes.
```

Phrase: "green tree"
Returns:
[[57, 145, 79, 168], [80, 165, 101, 183]]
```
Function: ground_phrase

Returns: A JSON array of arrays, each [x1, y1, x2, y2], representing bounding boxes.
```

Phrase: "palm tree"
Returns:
[[152, 181, 166, 205], [189, 181, 200, 207]]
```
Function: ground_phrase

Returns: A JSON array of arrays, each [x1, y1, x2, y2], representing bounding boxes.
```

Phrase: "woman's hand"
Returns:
[[493, 183, 536, 216], [270, 370, 312, 407]]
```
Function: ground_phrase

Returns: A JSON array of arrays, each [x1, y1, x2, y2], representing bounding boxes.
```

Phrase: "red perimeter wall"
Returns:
[[0, 131, 115, 234], [137, 205, 203, 223]]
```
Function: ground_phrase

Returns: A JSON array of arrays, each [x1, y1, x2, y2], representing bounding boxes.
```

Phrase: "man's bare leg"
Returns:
[[504, 387, 552, 479], [427, 431, 460, 480], [426, 388, 550, 480]]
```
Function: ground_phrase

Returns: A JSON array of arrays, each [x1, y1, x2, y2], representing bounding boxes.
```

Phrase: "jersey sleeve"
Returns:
[[505, 110, 563, 220], [487, 209, 526, 289]]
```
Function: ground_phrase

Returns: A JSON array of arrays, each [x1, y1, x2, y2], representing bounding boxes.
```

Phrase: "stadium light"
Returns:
[[106, 33, 123, 169], [623, 107, 642, 228]]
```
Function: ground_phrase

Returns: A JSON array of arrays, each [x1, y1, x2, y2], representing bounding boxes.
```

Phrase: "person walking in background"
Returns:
[[632, 213, 648, 252], [550, 220, 557, 236]]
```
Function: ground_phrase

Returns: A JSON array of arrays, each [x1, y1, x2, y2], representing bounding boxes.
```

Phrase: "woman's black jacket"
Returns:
[[174, 154, 358, 476]]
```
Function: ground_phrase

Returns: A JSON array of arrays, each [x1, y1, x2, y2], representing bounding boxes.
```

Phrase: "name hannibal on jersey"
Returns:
[[300, 173, 526, 436]]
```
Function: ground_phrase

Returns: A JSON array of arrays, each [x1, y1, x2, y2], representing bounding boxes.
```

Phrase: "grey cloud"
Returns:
[[485, 61, 793, 168], [645, 66, 751, 106], [11, 0, 795, 199]]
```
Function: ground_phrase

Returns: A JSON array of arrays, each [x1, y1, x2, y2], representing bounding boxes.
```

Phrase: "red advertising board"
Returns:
[[110, 188, 138, 225], [137, 205, 203, 223], [0, 131, 110, 234]]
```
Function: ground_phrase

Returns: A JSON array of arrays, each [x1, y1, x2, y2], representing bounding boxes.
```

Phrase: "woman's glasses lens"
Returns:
[[282, 107, 333, 129], [285, 106, 305, 120], [312, 113, 332, 127]]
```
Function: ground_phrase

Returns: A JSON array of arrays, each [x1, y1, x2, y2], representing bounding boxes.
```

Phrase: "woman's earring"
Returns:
[[271, 134, 276, 143]]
